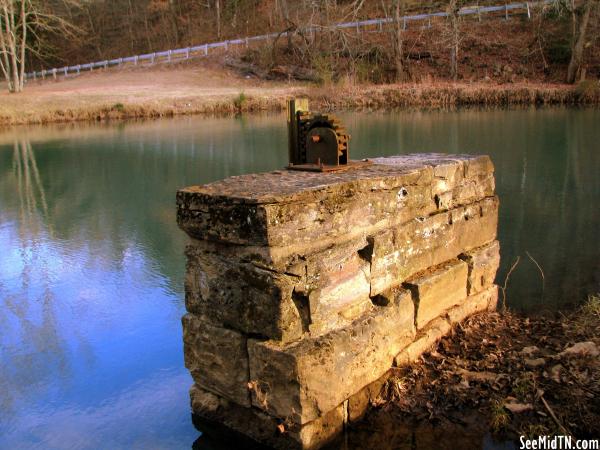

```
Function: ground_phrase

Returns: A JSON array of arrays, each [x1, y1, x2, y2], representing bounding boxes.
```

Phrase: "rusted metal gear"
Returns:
[[297, 112, 349, 166], [287, 98, 369, 172]]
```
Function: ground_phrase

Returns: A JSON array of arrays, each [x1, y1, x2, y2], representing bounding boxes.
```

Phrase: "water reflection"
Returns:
[[0, 134, 198, 448], [0, 109, 598, 449], [1, 137, 65, 418]]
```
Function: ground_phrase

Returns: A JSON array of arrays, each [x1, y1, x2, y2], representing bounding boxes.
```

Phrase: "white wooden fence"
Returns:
[[25, 0, 551, 81]]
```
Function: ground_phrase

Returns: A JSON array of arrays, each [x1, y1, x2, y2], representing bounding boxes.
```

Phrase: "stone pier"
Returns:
[[177, 153, 500, 450]]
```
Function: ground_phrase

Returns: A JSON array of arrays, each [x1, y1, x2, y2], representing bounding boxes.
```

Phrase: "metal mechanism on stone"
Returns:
[[287, 98, 368, 172], [177, 153, 500, 449]]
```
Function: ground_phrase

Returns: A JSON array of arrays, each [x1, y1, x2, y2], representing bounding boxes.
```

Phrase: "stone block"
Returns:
[[248, 290, 415, 424], [304, 247, 373, 337], [464, 154, 495, 179], [177, 154, 495, 256], [177, 162, 434, 248], [182, 314, 250, 407], [190, 384, 344, 450], [185, 238, 376, 340], [369, 196, 498, 296], [404, 259, 468, 330], [346, 369, 392, 423], [446, 285, 499, 324], [394, 317, 452, 366], [185, 243, 304, 342], [459, 240, 500, 295]]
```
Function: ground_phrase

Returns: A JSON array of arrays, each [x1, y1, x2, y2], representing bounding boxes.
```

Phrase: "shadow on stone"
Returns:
[[192, 414, 270, 450]]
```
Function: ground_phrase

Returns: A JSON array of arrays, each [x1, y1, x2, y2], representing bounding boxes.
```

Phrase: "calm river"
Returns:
[[1, 108, 598, 449]]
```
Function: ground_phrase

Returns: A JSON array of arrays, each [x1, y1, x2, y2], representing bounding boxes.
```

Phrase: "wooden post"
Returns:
[[168, 50, 172, 62], [403, 17, 407, 30], [505, 3, 509, 20], [186, 47, 190, 58], [33, 71, 36, 81], [526, 2, 531, 19], [225, 41, 229, 51], [118, 57, 123, 67], [52, 68, 57, 80], [64, 67, 68, 76], [151, 53, 155, 64], [104, 61, 108, 70], [477, 3, 482, 21], [42, 69, 46, 79], [135, 55, 139, 65], [204, 44, 208, 56], [245, 37, 249, 48]]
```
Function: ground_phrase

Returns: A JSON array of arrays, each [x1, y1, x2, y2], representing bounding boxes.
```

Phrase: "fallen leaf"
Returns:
[[559, 342, 599, 358], [524, 358, 546, 368], [505, 401, 534, 414], [550, 364, 563, 383], [520, 346, 540, 356], [455, 368, 497, 383]]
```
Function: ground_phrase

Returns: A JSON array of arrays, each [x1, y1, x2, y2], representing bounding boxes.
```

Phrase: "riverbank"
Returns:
[[1, 62, 599, 126], [345, 295, 600, 448]]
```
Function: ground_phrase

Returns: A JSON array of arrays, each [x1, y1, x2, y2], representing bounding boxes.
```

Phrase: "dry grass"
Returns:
[[1, 61, 598, 126]]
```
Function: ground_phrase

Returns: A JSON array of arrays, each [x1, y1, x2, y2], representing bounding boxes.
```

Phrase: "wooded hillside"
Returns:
[[6, 0, 600, 87]]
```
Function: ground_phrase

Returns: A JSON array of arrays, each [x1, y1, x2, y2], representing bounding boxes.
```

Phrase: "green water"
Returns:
[[0, 107, 598, 449]]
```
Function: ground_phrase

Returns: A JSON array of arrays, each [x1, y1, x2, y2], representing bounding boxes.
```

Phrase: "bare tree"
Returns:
[[566, 0, 597, 83], [448, 0, 461, 81], [393, 0, 406, 82], [0, 0, 79, 93]]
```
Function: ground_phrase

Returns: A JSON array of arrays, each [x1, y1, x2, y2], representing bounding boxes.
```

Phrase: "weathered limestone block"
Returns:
[[371, 154, 495, 212], [185, 243, 304, 342], [394, 317, 452, 366], [394, 285, 500, 366], [177, 154, 495, 255], [369, 196, 498, 296], [185, 238, 375, 340], [303, 244, 373, 337], [446, 285, 499, 324], [404, 259, 468, 330], [177, 163, 433, 248], [459, 240, 501, 295], [190, 384, 344, 450], [182, 314, 250, 407], [248, 290, 415, 424], [346, 369, 391, 423]]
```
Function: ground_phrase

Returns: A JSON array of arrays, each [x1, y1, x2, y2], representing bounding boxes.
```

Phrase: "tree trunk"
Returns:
[[0, 2, 14, 92], [4, 1, 21, 92], [216, 0, 221, 39], [19, 0, 27, 91], [449, 0, 460, 81], [394, 0, 406, 82], [566, 0, 595, 84], [279, 0, 293, 49]]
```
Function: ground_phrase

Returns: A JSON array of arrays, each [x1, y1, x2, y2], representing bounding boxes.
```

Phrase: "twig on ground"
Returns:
[[501, 255, 521, 310], [539, 393, 571, 437], [526, 251, 545, 294]]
